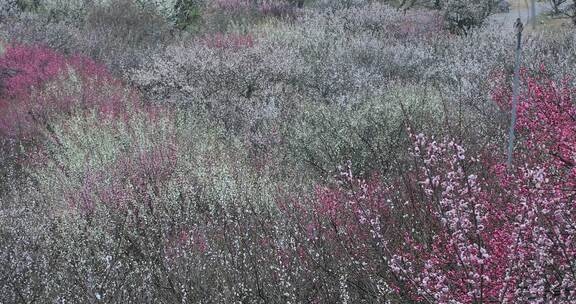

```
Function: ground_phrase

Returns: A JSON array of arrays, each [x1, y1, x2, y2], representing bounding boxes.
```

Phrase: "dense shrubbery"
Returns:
[[0, 43, 130, 139], [0, 0, 172, 74], [1, 0, 576, 302]]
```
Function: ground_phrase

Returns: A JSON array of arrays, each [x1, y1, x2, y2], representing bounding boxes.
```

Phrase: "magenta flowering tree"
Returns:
[[0, 44, 67, 96], [277, 162, 397, 300], [492, 72, 576, 301], [388, 134, 515, 303], [0, 43, 133, 140], [0, 44, 66, 138], [389, 71, 576, 303], [276, 134, 514, 301]]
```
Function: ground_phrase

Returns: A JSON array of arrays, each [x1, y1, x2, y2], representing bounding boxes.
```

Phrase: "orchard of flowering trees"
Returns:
[[0, 0, 575, 303]]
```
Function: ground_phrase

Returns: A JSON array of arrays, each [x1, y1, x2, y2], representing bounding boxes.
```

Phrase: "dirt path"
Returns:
[[488, 0, 548, 33]]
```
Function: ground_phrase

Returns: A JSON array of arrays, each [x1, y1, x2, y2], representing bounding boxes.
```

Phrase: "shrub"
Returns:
[[389, 134, 511, 302], [130, 3, 449, 175], [0, 0, 22, 19], [0, 0, 173, 76], [13, 102, 287, 302], [9, 0, 88, 23], [82, 0, 173, 71], [257, 0, 297, 18], [0, 43, 131, 140], [496, 74, 576, 302], [442, 0, 496, 35], [201, 32, 255, 48], [173, 0, 204, 29], [202, 0, 300, 31], [285, 84, 444, 178], [0, 13, 85, 55]]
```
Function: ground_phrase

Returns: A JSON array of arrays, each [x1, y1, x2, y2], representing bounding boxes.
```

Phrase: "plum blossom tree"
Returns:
[[389, 70, 576, 303], [493, 71, 576, 301], [0, 43, 135, 140]]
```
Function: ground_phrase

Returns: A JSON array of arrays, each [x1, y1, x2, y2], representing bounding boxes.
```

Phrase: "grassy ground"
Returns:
[[531, 10, 573, 32], [500, 0, 571, 33], [537, 16, 570, 30], [524, 1, 573, 33]]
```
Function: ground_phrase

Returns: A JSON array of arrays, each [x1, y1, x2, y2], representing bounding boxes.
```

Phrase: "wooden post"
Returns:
[[507, 20, 523, 170]]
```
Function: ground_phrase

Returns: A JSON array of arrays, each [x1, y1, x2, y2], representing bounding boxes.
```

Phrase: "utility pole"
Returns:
[[507, 18, 523, 170], [531, 0, 537, 29]]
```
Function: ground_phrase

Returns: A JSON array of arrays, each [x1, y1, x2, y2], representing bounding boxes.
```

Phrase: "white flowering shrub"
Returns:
[[0, 0, 173, 75], [285, 84, 445, 177]]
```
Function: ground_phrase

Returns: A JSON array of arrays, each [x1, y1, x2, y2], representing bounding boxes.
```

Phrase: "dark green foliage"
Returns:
[[16, 0, 41, 11], [443, 0, 496, 35], [173, 0, 204, 30]]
